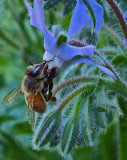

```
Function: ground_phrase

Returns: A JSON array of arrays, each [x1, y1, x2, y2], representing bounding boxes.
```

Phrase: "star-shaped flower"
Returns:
[[25, 0, 116, 79]]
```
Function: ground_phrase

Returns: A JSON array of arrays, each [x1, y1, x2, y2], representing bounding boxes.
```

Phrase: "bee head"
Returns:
[[26, 64, 43, 78]]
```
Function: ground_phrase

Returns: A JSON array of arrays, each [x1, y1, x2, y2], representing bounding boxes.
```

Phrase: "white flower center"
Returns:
[[43, 51, 63, 69]]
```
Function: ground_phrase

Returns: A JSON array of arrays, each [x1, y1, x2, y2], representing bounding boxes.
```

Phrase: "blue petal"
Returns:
[[68, 0, 89, 37], [88, 0, 104, 30], [25, 2, 32, 16], [25, 0, 57, 53], [124, 14, 127, 21], [58, 43, 95, 61], [74, 57, 116, 79]]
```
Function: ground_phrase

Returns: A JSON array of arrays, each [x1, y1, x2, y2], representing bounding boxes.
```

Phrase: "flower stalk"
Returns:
[[94, 51, 121, 81], [53, 76, 96, 95], [102, 25, 127, 52], [57, 84, 95, 112], [106, 0, 127, 41]]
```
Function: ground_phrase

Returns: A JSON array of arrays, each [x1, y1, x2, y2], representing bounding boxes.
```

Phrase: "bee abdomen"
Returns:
[[26, 92, 46, 113]]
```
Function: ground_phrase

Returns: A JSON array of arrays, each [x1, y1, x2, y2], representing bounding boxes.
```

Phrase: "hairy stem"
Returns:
[[106, 0, 127, 41], [57, 84, 95, 111], [53, 77, 96, 95], [102, 25, 127, 52], [94, 51, 121, 81], [99, 49, 121, 55]]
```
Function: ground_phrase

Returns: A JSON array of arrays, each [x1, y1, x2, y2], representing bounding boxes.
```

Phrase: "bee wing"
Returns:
[[2, 84, 22, 105]]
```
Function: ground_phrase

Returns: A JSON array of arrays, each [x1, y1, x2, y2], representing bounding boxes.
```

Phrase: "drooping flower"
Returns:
[[25, 0, 116, 79]]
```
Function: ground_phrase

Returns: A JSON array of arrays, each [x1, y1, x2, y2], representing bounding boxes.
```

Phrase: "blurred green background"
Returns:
[[0, 0, 127, 160]]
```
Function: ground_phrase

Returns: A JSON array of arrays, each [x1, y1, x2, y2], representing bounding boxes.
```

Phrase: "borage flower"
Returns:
[[25, 0, 116, 79]]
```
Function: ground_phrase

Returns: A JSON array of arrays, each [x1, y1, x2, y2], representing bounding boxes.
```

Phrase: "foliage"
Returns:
[[0, 0, 127, 160]]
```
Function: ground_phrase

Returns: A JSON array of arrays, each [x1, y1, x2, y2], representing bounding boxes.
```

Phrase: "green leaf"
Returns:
[[61, 98, 82, 154], [12, 121, 32, 134], [61, 117, 79, 154], [81, 96, 94, 146], [33, 111, 61, 148], [57, 34, 67, 46], [112, 55, 127, 66]]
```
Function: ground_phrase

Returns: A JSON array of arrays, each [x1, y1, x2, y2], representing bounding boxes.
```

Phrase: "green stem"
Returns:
[[53, 76, 96, 95], [99, 49, 121, 55], [57, 84, 95, 111], [102, 25, 127, 52], [54, 76, 127, 100], [106, 0, 127, 41]]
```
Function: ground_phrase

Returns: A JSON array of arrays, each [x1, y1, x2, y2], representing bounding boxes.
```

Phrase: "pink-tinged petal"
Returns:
[[74, 57, 117, 79], [68, 0, 89, 37], [25, 0, 57, 53], [88, 0, 104, 30], [57, 43, 95, 61]]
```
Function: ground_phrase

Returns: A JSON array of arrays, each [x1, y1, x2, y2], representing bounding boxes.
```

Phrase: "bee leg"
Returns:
[[42, 60, 53, 68], [44, 92, 52, 102], [44, 82, 53, 102], [26, 105, 33, 126], [26, 106, 35, 129], [26, 105, 30, 120], [49, 81, 53, 92], [43, 64, 48, 75], [47, 68, 58, 80], [42, 60, 47, 67], [42, 60, 53, 76], [31, 111, 35, 130]]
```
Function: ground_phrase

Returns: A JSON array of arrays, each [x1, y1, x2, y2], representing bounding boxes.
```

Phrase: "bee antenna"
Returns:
[[29, 55, 40, 65], [29, 61, 33, 66]]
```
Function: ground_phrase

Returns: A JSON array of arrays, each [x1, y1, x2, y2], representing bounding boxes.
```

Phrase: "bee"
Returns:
[[2, 59, 57, 126]]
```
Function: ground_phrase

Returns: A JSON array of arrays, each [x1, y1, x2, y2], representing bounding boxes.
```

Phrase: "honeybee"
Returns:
[[2, 60, 57, 126]]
